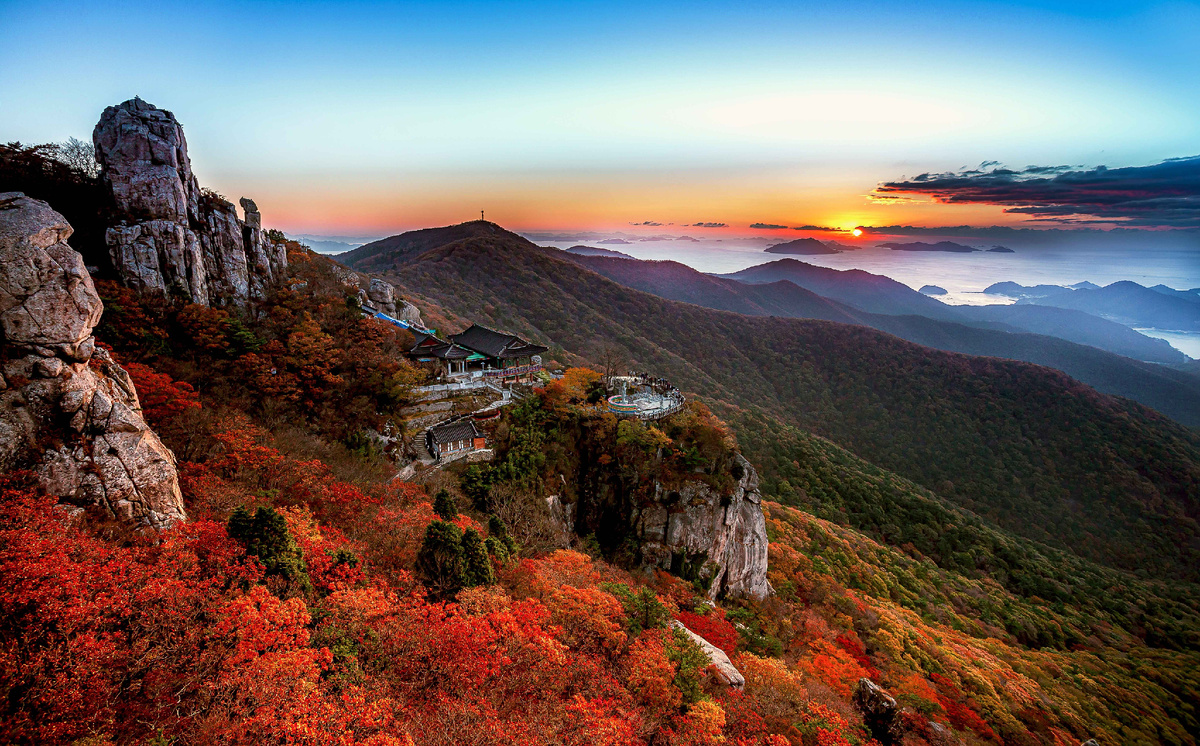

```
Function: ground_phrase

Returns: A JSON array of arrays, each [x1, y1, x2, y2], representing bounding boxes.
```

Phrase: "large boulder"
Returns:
[[0, 193, 102, 360], [670, 620, 744, 688], [198, 195, 251, 302], [93, 98, 284, 306], [0, 193, 186, 528], [637, 453, 772, 600], [367, 277, 398, 316]]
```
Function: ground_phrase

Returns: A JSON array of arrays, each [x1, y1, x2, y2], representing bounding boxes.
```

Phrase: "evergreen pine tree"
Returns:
[[227, 506, 312, 594], [484, 535, 508, 561], [488, 514, 520, 556], [433, 489, 457, 521], [227, 506, 254, 543], [416, 520, 466, 598], [462, 528, 496, 587]]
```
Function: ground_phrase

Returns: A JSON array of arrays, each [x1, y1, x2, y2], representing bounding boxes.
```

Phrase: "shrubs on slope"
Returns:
[[729, 405, 1200, 652]]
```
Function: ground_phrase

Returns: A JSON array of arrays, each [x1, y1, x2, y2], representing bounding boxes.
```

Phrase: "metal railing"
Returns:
[[483, 363, 543, 379]]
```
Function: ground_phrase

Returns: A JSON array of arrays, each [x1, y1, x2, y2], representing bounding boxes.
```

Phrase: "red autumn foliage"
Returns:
[[122, 360, 201, 429], [676, 607, 738, 657], [930, 672, 1000, 741], [834, 632, 879, 679]]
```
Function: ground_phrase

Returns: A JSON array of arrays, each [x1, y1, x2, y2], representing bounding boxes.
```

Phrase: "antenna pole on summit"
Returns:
[[481, 210, 485, 221]]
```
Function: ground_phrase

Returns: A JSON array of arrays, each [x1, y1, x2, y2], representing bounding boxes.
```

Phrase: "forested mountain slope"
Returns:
[[566, 253, 1200, 425], [955, 302, 1186, 363], [557, 255, 868, 325], [5, 213, 1193, 746], [345, 225, 1200, 584], [340, 219, 538, 271], [718, 258, 962, 320]]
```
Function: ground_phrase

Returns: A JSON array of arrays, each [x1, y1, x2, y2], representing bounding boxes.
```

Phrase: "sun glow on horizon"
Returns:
[[852, 228, 864, 237]]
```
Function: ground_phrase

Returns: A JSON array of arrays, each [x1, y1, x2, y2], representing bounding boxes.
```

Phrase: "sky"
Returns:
[[2, 0, 1199, 238]]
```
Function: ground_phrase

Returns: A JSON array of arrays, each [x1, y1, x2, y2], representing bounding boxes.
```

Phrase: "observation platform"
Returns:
[[606, 375, 684, 420]]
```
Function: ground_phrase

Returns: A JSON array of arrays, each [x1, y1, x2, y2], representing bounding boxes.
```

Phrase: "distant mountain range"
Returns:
[[988, 280, 1200, 331], [717, 259, 1188, 364], [873, 241, 1013, 253], [285, 233, 374, 254], [720, 258, 964, 318]]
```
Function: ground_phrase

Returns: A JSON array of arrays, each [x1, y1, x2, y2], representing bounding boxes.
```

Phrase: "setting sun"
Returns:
[[852, 227, 864, 237]]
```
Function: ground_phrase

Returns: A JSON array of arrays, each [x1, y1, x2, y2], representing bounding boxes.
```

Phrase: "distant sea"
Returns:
[[534, 236, 1200, 359]]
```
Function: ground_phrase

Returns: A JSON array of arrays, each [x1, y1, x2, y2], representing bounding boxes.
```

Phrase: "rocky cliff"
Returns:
[[93, 97, 286, 306], [0, 192, 186, 527], [558, 440, 772, 602], [635, 454, 772, 600]]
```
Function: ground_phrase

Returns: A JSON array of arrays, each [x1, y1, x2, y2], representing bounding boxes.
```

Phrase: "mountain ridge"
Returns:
[[567, 253, 1199, 420]]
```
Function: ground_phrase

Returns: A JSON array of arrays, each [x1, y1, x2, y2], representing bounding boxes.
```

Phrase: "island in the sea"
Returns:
[[765, 237, 840, 255], [919, 285, 949, 295], [566, 245, 636, 260], [881, 241, 977, 252]]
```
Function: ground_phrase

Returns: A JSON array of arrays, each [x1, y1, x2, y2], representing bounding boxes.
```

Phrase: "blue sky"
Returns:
[[2, 0, 1198, 233]]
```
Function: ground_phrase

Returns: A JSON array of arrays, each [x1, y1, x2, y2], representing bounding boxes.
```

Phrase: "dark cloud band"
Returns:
[[875, 156, 1200, 228]]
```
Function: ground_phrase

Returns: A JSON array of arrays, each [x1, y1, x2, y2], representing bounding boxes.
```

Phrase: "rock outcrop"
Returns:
[[93, 97, 285, 307], [670, 620, 744, 688], [636, 454, 772, 600], [358, 276, 423, 327], [397, 299, 424, 327], [0, 193, 186, 528], [367, 277, 398, 316], [854, 678, 905, 745]]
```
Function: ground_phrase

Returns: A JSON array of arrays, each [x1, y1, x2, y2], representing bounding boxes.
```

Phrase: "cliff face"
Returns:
[[93, 98, 286, 306], [0, 192, 186, 527], [560, 419, 772, 602], [635, 454, 772, 601]]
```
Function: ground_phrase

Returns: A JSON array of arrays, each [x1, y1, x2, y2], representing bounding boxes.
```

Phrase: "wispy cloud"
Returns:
[[691, 222, 727, 228], [867, 193, 916, 204], [875, 156, 1200, 227], [750, 222, 789, 230], [792, 224, 842, 232], [629, 220, 663, 226]]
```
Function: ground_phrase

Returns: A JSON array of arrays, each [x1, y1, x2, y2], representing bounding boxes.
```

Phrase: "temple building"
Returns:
[[409, 331, 481, 377], [409, 323, 547, 383], [427, 418, 486, 460]]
